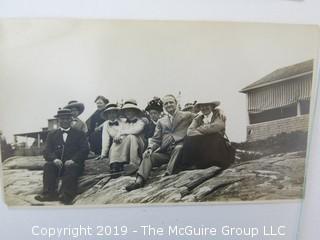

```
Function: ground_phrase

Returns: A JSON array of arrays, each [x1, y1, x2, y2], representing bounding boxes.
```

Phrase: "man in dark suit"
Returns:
[[126, 94, 195, 191], [35, 109, 89, 204]]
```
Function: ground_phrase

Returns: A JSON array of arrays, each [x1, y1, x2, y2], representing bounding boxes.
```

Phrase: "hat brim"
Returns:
[[54, 113, 73, 118], [101, 107, 120, 119], [121, 106, 142, 113], [182, 106, 194, 111], [194, 101, 220, 108], [64, 102, 85, 115], [145, 106, 163, 112]]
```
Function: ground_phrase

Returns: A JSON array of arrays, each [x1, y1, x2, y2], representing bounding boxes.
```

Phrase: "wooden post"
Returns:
[[37, 133, 41, 148], [297, 101, 301, 116]]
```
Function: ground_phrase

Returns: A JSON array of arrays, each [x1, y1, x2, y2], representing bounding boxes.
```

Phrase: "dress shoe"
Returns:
[[58, 194, 74, 205], [34, 193, 58, 202], [125, 181, 144, 192]]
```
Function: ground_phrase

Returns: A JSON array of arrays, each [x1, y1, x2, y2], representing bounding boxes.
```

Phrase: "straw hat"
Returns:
[[54, 108, 73, 118], [121, 102, 142, 113], [101, 103, 120, 119]]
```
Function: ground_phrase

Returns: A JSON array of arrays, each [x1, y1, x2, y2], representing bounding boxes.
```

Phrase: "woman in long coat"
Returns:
[[181, 100, 234, 169], [86, 96, 109, 155]]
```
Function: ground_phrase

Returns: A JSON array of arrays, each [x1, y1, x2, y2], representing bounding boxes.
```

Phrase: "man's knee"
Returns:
[[150, 152, 166, 167], [150, 152, 159, 163], [64, 162, 79, 171]]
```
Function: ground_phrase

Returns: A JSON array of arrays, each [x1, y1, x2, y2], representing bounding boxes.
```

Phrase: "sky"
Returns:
[[0, 19, 318, 143]]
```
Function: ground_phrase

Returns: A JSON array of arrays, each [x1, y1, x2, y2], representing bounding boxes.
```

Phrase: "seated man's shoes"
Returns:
[[125, 181, 144, 192], [35, 193, 58, 202]]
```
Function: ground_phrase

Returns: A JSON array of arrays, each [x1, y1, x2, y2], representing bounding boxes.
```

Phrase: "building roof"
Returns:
[[240, 59, 313, 93], [14, 130, 48, 139]]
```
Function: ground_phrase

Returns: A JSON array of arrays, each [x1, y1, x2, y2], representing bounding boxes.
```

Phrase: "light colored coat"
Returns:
[[187, 109, 226, 136], [149, 111, 195, 152], [101, 119, 123, 158]]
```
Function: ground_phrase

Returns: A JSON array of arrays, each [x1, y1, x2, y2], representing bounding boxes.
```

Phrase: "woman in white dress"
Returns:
[[103, 101, 147, 176]]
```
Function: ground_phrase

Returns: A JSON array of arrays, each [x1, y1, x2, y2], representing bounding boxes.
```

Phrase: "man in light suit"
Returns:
[[126, 94, 195, 191]]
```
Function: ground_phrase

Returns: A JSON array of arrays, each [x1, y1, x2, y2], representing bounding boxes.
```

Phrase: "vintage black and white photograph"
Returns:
[[0, 20, 318, 206]]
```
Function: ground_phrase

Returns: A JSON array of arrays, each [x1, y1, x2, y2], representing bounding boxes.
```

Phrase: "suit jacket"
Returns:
[[149, 110, 195, 152], [43, 128, 90, 168], [187, 109, 225, 136]]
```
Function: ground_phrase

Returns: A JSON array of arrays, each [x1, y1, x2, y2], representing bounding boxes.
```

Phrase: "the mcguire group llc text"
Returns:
[[31, 224, 287, 238]]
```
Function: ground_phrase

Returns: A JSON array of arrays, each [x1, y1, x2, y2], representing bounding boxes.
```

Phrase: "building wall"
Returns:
[[247, 114, 309, 142], [48, 119, 58, 131]]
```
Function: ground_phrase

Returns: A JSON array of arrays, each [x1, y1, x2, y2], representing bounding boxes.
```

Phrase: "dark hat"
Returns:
[[145, 97, 163, 113], [64, 100, 85, 115], [101, 103, 120, 119], [95, 96, 109, 104], [54, 108, 73, 118]]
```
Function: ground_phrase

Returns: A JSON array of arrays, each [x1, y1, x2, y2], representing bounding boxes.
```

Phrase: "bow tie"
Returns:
[[109, 121, 119, 126], [126, 119, 137, 124], [61, 130, 69, 134]]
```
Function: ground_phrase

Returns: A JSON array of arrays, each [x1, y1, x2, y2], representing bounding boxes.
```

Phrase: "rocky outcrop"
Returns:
[[1, 151, 305, 206]]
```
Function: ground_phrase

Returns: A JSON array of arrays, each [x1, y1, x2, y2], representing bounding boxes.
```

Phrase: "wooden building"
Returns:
[[14, 118, 58, 155], [240, 59, 313, 142]]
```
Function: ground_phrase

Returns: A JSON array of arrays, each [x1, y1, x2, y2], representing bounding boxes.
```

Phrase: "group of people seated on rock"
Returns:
[[35, 94, 235, 205]]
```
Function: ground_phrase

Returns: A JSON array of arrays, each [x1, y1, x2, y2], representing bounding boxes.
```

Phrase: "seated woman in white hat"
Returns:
[[180, 100, 234, 170], [108, 101, 147, 176], [64, 100, 88, 133], [100, 103, 122, 160]]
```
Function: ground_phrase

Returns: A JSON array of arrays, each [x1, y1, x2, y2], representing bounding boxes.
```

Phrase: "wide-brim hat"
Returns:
[[194, 100, 220, 108], [121, 103, 142, 113], [123, 98, 138, 106], [54, 109, 73, 118], [101, 103, 120, 119], [64, 101, 85, 115]]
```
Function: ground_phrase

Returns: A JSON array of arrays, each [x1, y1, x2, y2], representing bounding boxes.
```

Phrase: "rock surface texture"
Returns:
[[1, 151, 305, 206]]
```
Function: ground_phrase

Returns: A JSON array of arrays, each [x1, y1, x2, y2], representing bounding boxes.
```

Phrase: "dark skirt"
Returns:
[[88, 130, 102, 155], [181, 133, 233, 169]]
